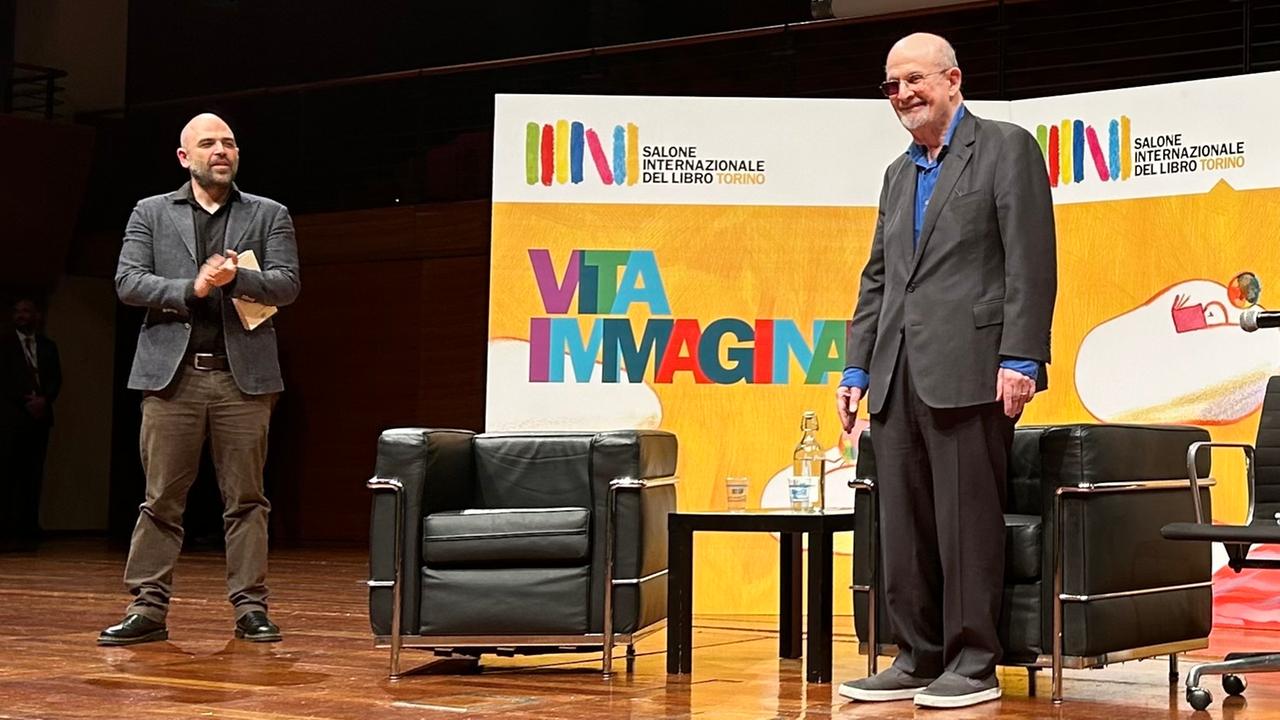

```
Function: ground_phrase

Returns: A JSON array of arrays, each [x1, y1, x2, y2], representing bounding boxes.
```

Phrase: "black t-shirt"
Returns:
[[178, 183, 238, 355]]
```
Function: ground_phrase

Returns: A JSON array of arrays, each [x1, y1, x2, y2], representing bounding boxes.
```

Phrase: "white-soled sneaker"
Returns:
[[913, 671, 1002, 708], [838, 666, 936, 702]]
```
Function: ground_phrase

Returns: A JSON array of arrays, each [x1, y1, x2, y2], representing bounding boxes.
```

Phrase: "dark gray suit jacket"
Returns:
[[115, 184, 301, 394], [846, 109, 1057, 413]]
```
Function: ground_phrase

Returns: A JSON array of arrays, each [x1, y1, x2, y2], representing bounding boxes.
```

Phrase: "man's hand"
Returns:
[[836, 385, 863, 432], [206, 249, 238, 287], [24, 393, 48, 420], [194, 251, 238, 297], [996, 367, 1035, 418]]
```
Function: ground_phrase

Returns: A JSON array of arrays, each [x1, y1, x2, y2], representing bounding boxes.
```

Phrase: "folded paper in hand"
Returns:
[[231, 250, 278, 331]]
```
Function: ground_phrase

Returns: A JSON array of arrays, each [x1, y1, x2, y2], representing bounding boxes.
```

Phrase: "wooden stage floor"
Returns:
[[1, 540, 1277, 719]]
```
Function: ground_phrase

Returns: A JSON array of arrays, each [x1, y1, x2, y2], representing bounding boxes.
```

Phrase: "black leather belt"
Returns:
[[189, 353, 229, 371]]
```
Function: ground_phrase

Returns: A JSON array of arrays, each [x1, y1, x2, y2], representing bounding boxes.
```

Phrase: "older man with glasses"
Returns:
[[836, 33, 1058, 709]]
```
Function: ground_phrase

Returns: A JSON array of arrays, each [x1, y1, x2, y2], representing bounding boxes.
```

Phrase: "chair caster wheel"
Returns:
[[1187, 687, 1212, 711], [1223, 673, 1247, 696]]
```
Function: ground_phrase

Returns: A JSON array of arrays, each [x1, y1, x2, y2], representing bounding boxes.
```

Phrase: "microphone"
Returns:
[[1239, 308, 1280, 332]]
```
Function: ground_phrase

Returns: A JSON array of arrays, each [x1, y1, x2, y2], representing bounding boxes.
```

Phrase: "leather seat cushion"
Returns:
[[421, 565, 590, 634], [424, 507, 590, 566]]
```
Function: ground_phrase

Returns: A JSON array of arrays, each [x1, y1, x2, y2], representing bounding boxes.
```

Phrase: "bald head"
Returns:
[[883, 33, 963, 142], [179, 113, 233, 150], [177, 113, 240, 192], [886, 33, 958, 73]]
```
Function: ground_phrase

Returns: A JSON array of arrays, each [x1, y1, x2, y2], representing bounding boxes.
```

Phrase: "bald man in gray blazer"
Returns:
[[100, 113, 300, 646], [837, 34, 1057, 709]]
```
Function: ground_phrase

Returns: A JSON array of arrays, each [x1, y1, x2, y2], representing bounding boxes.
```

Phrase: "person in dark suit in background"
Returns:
[[99, 113, 300, 646], [1, 297, 62, 551], [836, 33, 1057, 709]]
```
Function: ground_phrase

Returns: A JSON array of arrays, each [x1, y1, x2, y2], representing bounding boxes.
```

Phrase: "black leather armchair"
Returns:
[[852, 423, 1214, 702], [367, 428, 678, 677], [1162, 376, 1280, 710]]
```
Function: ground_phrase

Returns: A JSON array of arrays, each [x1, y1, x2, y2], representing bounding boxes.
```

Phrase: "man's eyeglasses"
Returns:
[[879, 69, 951, 98]]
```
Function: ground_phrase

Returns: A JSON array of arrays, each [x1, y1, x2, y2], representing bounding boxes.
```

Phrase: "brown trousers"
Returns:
[[124, 366, 276, 622]]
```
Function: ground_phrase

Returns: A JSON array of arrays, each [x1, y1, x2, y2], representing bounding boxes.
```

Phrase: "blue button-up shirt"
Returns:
[[842, 105, 1038, 392], [911, 105, 965, 247]]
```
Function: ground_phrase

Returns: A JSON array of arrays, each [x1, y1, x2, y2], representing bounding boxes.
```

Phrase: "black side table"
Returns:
[[666, 509, 857, 683]]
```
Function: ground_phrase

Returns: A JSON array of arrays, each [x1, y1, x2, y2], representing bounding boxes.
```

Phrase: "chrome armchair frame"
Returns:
[[366, 474, 677, 679], [848, 478, 880, 677], [1185, 442, 1253, 527], [1048, 479, 1212, 703], [850, 475, 1212, 704]]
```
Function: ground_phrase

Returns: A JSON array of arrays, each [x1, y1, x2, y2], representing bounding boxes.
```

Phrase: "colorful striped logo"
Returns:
[[1035, 116, 1132, 186], [525, 121, 640, 187]]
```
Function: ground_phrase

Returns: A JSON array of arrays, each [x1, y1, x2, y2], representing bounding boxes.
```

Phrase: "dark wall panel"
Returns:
[[96, 0, 1280, 225], [273, 258, 425, 542], [123, 0, 809, 106], [270, 203, 489, 542], [0, 114, 94, 291]]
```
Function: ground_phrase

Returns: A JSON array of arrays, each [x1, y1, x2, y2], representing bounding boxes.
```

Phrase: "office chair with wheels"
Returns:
[[1161, 375, 1280, 711]]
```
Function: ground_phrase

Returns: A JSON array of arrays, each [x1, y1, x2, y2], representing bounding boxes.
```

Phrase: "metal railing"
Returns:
[[2, 62, 67, 120]]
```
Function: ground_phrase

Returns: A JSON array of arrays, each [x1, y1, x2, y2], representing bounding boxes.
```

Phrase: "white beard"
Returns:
[[895, 106, 929, 131]]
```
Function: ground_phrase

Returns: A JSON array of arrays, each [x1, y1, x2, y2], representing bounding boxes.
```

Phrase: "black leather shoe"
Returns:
[[234, 611, 282, 642], [98, 614, 168, 646]]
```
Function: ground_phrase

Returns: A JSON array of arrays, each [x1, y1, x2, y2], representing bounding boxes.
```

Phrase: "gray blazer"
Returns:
[[846, 109, 1057, 413], [115, 185, 301, 394]]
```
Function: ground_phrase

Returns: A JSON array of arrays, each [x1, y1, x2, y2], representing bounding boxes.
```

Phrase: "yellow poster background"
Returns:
[[491, 182, 1278, 614]]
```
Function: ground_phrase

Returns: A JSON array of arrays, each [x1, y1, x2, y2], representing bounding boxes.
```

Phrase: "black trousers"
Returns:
[[869, 349, 1014, 680]]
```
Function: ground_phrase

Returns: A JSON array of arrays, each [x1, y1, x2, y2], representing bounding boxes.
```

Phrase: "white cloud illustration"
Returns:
[[1075, 280, 1277, 424]]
